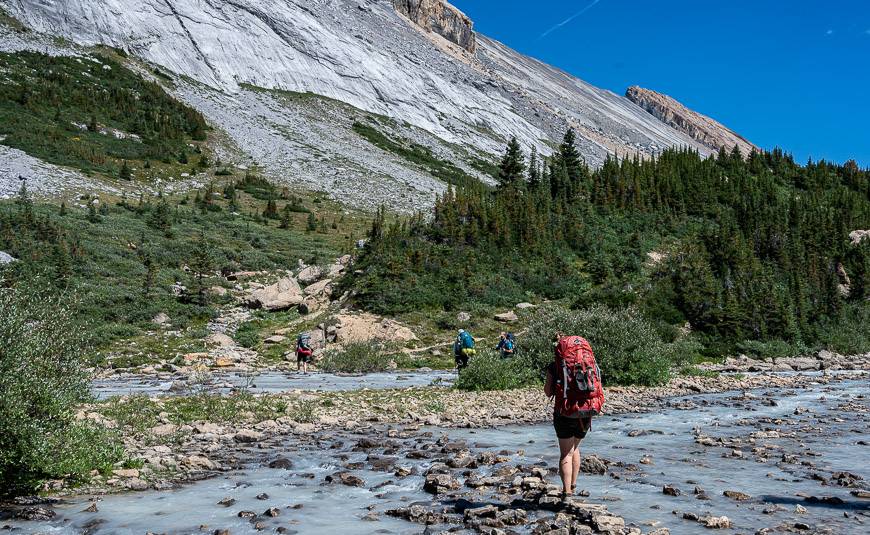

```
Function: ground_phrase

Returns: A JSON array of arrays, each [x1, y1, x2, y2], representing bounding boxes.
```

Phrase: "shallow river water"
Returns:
[[91, 370, 455, 399], [8, 378, 869, 534]]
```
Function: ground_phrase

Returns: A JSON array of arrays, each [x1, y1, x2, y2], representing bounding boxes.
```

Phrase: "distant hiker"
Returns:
[[296, 332, 314, 373], [494, 331, 516, 358], [544, 332, 605, 497], [454, 329, 476, 372]]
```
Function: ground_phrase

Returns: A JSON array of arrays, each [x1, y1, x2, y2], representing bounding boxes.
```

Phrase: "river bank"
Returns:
[[31, 368, 868, 497], [4, 374, 868, 534]]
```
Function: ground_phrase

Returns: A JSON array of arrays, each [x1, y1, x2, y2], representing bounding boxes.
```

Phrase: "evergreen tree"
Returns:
[[306, 211, 317, 232], [497, 137, 526, 189], [527, 146, 541, 189], [119, 160, 132, 181], [87, 200, 101, 223], [279, 206, 292, 229]]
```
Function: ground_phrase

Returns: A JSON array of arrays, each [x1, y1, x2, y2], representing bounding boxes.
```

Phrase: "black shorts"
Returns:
[[297, 352, 311, 364], [553, 413, 592, 440]]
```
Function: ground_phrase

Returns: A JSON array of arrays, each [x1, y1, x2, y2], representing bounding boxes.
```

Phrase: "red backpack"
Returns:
[[554, 336, 605, 416]]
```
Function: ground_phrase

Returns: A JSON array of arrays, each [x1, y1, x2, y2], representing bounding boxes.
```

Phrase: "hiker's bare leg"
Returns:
[[558, 437, 576, 494], [570, 439, 581, 491]]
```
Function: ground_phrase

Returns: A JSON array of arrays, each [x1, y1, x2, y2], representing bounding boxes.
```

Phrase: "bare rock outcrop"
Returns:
[[393, 0, 475, 53], [626, 86, 757, 156]]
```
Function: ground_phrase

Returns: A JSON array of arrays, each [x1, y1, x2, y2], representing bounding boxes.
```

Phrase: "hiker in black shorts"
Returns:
[[544, 332, 605, 497]]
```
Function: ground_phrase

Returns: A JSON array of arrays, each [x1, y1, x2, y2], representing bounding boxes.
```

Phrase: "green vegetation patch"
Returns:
[[352, 120, 485, 190], [0, 51, 207, 177], [345, 131, 870, 375], [0, 282, 122, 495], [0, 181, 348, 356]]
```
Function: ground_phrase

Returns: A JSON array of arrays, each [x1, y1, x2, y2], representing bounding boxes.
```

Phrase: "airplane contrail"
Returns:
[[538, 0, 603, 39]]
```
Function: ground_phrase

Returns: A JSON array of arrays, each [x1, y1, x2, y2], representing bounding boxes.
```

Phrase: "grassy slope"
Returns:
[[0, 185, 368, 364], [0, 50, 209, 181]]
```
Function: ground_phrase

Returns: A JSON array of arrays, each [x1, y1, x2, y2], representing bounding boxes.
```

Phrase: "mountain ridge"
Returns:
[[1, 0, 754, 209]]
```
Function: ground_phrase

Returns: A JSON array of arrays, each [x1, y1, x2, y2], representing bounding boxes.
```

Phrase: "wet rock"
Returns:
[[580, 454, 607, 475], [701, 515, 731, 529], [82, 502, 98, 513], [268, 457, 294, 470], [386, 504, 448, 524], [15, 506, 56, 521], [464, 504, 498, 520], [663, 484, 681, 496], [592, 514, 625, 534], [263, 507, 280, 517], [234, 429, 265, 443], [326, 471, 365, 487], [218, 497, 236, 507], [256, 493, 269, 500], [723, 490, 751, 501], [423, 473, 460, 494], [237, 510, 256, 518], [361, 512, 380, 521]]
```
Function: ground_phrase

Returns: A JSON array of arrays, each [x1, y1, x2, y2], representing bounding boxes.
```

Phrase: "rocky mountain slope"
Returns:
[[626, 86, 757, 156], [1, 0, 748, 209]]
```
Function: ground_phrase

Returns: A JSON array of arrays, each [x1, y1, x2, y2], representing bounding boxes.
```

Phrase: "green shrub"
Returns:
[[814, 304, 870, 355], [735, 339, 810, 360], [318, 341, 396, 373], [454, 353, 538, 391], [0, 281, 122, 494], [521, 305, 700, 387]]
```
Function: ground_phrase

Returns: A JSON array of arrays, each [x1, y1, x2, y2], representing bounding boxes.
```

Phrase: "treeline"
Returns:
[[346, 131, 870, 357], [0, 51, 207, 174]]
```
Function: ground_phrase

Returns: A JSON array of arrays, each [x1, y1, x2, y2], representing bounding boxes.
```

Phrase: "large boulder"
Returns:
[[245, 277, 303, 311], [0, 251, 17, 265], [304, 279, 333, 298], [333, 313, 417, 344], [297, 265, 323, 285], [850, 229, 870, 246], [494, 311, 519, 322]]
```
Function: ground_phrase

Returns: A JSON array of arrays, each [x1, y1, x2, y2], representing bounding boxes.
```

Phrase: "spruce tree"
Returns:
[[497, 137, 526, 189], [306, 211, 317, 232], [119, 160, 132, 181]]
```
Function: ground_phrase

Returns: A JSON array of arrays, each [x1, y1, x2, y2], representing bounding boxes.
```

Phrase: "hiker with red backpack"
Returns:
[[296, 332, 314, 374], [544, 332, 605, 498]]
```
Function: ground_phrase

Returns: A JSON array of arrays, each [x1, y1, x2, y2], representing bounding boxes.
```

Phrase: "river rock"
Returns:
[[723, 490, 751, 501], [423, 473, 460, 494], [268, 457, 294, 470], [662, 484, 681, 496], [112, 468, 140, 478], [14, 507, 55, 520], [580, 454, 608, 474], [234, 429, 264, 443], [206, 333, 235, 347], [183, 455, 217, 470], [701, 515, 731, 528]]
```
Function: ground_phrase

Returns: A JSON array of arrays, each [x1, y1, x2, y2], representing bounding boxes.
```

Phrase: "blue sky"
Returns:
[[452, 0, 870, 167]]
